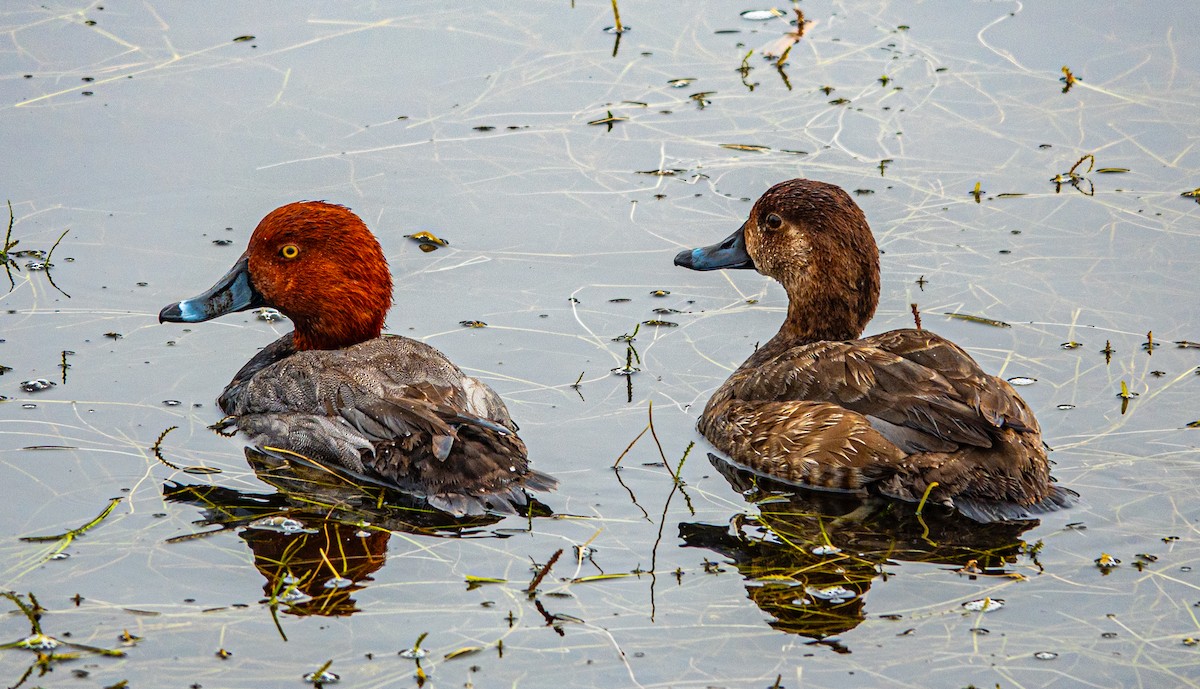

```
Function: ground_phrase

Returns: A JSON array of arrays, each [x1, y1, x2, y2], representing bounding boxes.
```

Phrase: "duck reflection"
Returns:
[[164, 449, 550, 617], [679, 454, 1039, 641]]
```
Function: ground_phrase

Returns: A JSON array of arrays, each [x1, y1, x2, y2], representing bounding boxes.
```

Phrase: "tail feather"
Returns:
[[953, 484, 1078, 523]]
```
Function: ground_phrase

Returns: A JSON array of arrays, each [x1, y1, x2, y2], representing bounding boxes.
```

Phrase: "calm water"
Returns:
[[2, 2, 1199, 687]]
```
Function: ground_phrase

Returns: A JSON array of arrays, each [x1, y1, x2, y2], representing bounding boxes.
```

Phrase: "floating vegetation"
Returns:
[[942, 312, 1011, 328], [465, 575, 506, 588], [962, 597, 1004, 612], [527, 548, 563, 594], [248, 516, 317, 534], [1, 201, 70, 296], [1051, 153, 1095, 195], [611, 363, 640, 376], [667, 78, 696, 88], [1095, 553, 1120, 570], [806, 585, 856, 603], [641, 319, 678, 327], [1116, 381, 1137, 399], [1060, 341, 1082, 349], [257, 307, 285, 322], [736, 50, 758, 90], [1117, 380, 1137, 415], [970, 181, 984, 202], [1096, 168, 1129, 173], [740, 9, 785, 21], [1143, 331, 1157, 352], [588, 110, 627, 130], [1007, 377, 1037, 386], [152, 425, 222, 475], [1175, 340, 1200, 348], [612, 322, 639, 342], [1100, 340, 1115, 364], [460, 320, 487, 328], [650, 289, 670, 296], [303, 659, 339, 685], [1060, 65, 1079, 93], [690, 91, 715, 107], [405, 230, 449, 252], [19, 497, 122, 560], [811, 545, 842, 556], [444, 646, 483, 660], [720, 143, 770, 153], [636, 168, 685, 176], [20, 378, 54, 392], [0, 591, 125, 684], [606, 0, 626, 34], [1034, 651, 1059, 660], [232, 35, 255, 42]]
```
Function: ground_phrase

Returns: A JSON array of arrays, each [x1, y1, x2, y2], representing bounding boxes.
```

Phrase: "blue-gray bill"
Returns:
[[158, 256, 265, 323], [673, 223, 755, 271]]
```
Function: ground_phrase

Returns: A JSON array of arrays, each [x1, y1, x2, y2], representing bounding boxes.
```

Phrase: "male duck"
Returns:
[[160, 201, 556, 516], [674, 179, 1073, 522]]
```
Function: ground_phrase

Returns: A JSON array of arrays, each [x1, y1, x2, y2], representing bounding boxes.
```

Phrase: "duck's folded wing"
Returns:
[[865, 329, 1037, 433], [728, 334, 1027, 449]]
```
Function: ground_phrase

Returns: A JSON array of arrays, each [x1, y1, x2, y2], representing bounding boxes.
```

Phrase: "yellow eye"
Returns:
[[280, 244, 299, 259]]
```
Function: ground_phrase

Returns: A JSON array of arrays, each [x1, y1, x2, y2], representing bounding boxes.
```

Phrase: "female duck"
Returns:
[[674, 179, 1072, 522], [160, 201, 555, 516]]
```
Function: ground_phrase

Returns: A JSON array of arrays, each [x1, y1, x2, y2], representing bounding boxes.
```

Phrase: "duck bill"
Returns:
[[158, 255, 266, 323], [673, 223, 756, 271]]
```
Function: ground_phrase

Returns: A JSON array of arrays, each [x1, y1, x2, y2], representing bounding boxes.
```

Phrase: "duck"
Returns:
[[159, 201, 556, 516], [674, 179, 1073, 522]]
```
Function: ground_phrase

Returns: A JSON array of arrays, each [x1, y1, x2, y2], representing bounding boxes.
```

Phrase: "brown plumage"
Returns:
[[675, 179, 1073, 522]]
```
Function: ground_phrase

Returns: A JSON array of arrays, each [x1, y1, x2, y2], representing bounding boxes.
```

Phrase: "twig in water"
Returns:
[[527, 548, 564, 594], [151, 426, 180, 467], [43, 227, 70, 298], [2, 201, 20, 292]]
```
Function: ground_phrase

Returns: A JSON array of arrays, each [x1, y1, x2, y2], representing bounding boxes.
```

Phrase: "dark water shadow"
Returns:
[[680, 455, 1037, 645], [163, 449, 552, 619]]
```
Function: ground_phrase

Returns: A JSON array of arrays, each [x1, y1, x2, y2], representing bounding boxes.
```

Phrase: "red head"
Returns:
[[160, 202, 393, 351]]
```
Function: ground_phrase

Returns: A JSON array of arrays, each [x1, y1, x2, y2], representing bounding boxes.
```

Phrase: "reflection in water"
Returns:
[[164, 449, 550, 618], [680, 455, 1037, 642]]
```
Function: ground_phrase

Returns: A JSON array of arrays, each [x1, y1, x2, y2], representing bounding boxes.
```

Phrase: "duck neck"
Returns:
[[746, 282, 878, 368], [290, 309, 385, 351]]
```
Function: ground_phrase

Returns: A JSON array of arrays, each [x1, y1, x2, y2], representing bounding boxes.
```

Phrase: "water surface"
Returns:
[[2, 2, 1199, 687]]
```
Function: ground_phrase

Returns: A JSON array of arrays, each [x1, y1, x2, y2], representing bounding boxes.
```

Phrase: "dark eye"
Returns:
[[764, 213, 783, 230], [280, 244, 299, 259]]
